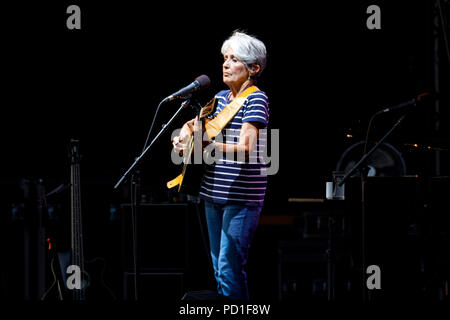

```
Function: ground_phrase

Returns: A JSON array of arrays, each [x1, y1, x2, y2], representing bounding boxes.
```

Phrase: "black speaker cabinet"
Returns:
[[121, 203, 189, 272]]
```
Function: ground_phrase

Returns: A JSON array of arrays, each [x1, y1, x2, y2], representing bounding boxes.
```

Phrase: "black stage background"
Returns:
[[1, 0, 449, 315]]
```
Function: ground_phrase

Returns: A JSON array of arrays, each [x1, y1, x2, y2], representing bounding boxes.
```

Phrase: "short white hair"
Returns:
[[221, 31, 267, 77]]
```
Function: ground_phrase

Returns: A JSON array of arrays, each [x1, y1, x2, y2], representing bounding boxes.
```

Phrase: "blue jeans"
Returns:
[[204, 201, 262, 300]]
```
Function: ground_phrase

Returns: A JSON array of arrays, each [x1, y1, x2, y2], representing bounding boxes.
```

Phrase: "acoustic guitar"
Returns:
[[167, 98, 217, 195], [167, 85, 259, 195]]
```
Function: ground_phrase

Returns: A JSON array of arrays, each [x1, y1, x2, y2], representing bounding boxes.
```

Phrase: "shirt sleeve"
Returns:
[[208, 91, 227, 119], [242, 91, 269, 128]]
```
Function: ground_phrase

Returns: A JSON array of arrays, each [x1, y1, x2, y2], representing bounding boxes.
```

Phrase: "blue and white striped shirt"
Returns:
[[199, 89, 269, 207]]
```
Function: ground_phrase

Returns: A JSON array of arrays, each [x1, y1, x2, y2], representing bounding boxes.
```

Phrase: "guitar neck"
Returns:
[[71, 163, 84, 269], [70, 140, 85, 300]]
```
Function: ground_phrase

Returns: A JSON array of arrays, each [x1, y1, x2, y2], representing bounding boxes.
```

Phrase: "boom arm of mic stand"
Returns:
[[114, 99, 192, 190], [338, 113, 407, 186]]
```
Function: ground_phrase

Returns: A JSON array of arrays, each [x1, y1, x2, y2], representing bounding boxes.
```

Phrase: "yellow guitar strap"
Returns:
[[204, 85, 259, 139], [167, 85, 259, 190]]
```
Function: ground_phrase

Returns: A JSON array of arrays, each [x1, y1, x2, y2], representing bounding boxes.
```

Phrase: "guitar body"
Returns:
[[177, 161, 206, 196], [44, 254, 116, 300], [43, 254, 115, 300]]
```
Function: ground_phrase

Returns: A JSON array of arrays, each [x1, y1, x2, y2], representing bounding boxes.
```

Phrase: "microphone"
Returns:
[[378, 92, 432, 114], [163, 75, 211, 102]]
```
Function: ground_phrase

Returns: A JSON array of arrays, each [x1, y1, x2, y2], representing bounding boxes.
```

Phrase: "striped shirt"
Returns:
[[199, 88, 269, 207]]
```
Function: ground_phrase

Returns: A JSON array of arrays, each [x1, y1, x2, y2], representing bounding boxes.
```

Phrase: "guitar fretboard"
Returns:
[[70, 141, 85, 301]]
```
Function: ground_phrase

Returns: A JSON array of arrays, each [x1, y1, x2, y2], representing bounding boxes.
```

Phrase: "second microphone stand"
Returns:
[[339, 112, 407, 302]]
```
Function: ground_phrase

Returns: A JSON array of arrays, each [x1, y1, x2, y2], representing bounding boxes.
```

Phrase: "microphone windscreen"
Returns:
[[195, 75, 211, 89]]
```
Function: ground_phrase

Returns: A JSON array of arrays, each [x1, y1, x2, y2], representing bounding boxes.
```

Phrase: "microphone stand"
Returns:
[[114, 97, 193, 190], [114, 97, 194, 300], [338, 112, 407, 302]]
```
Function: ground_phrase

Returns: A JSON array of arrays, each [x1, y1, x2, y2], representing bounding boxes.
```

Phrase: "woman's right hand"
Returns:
[[172, 117, 196, 155], [172, 135, 188, 156]]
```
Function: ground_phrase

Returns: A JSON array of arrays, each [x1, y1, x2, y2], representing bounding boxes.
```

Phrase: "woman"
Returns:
[[173, 31, 269, 300]]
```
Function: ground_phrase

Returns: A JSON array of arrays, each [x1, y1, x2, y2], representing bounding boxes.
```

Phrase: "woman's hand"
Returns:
[[172, 135, 188, 156], [192, 116, 201, 133], [172, 117, 196, 156]]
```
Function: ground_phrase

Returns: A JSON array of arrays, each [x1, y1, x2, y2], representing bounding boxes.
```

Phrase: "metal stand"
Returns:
[[340, 113, 407, 302], [114, 98, 194, 300], [326, 213, 336, 301], [114, 98, 193, 190]]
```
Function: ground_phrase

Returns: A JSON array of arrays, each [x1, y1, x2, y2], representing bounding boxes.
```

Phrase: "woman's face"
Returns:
[[222, 47, 249, 89]]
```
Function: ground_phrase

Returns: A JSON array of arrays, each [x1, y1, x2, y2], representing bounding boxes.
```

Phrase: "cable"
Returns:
[[363, 110, 383, 156], [142, 100, 165, 154]]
